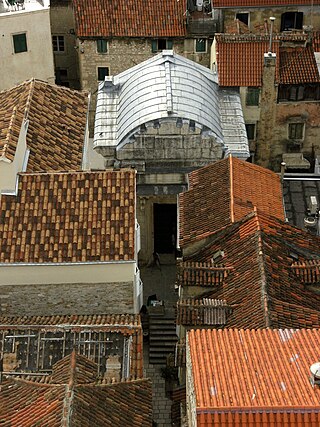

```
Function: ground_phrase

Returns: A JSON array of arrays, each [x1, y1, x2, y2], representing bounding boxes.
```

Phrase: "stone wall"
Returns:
[[50, 2, 80, 89], [223, 6, 320, 33], [0, 282, 134, 316]]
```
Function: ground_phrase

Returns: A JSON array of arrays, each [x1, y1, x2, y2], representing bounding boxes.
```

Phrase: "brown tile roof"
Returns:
[[290, 260, 320, 284], [279, 46, 320, 84], [176, 298, 231, 326], [0, 352, 152, 427], [0, 313, 140, 326], [213, 0, 320, 6], [73, 0, 186, 38], [176, 261, 231, 287], [0, 170, 136, 263], [215, 34, 320, 87], [0, 79, 88, 171], [182, 212, 320, 328], [0, 314, 143, 378], [188, 328, 320, 425], [179, 156, 284, 247]]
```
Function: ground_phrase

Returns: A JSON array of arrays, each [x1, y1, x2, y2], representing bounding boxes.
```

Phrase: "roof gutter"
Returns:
[[0, 260, 135, 267]]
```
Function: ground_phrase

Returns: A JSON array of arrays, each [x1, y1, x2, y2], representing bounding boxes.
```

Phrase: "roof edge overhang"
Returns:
[[0, 260, 135, 267]]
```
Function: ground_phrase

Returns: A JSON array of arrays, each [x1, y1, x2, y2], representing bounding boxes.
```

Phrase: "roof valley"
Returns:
[[229, 155, 235, 222]]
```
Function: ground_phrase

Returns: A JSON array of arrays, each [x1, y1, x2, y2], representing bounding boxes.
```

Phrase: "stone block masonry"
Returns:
[[0, 282, 134, 316]]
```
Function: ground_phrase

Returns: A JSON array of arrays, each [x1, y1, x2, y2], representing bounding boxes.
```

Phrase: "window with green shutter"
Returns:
[[246, 87, 260, 106], [97, 39, 108, 54], [13, 33, 27, 54]]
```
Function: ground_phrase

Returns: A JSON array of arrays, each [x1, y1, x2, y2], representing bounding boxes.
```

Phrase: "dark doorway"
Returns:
[[154, 204, 177, 253]]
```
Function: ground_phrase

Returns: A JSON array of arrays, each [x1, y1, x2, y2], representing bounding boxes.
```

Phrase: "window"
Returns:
[[245, 124, 256, 140], [236, 12, 249, 26], [280, 12, 303, 31], [13, 33, 27, 54], [246, 87, 260, 106], [97, 39, 108, 54], [97, 67, 109, 81], [289, 123, 304, 140], [55, 69, 69, 87], [52, 35, 65, 53], [195, 38, 206, 53], [151, 39, 173, 53]]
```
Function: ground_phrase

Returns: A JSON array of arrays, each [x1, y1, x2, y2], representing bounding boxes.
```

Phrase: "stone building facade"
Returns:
[[93, 52, 249, 264], [50, 0, 80, 89]]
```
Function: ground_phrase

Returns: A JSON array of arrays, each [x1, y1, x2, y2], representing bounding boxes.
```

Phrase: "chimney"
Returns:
[[255, 18, 277, 169]]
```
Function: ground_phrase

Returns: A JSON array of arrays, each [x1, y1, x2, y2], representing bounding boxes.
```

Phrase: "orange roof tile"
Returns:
[[215, 34, 320, 87], [0, 170, 136, 263], [291, 260, 320, 284], [279, 46, 320, 84], [188, 328, 320, 425], [182, 212, 320, 328], [73, 0, 186, 38], [0, 79, 88, 171], [213, 0, 320, 6], [0, 352, 152, 426], [179, 157, 284, 247]]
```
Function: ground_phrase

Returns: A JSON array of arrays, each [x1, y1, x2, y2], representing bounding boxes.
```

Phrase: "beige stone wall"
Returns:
[[222, 6, 320, 33], [77, 37, 212, 134], [50, 2, 80, 89]]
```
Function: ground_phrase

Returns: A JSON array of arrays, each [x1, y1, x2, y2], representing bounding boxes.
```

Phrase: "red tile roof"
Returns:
[[182, 212, 320, 328], [291, 260, 320, 284], [0, 352, 152, 427], [0, 79, 88, 171], [0, 314, 143, 378], [215, 34, 280, 87], [179, 156, 284, 247], [215, 34, 320, 87], [279, 46, 320, 84], [176, 262, 231, 287], [213, 0, 320, 6], [0, 170, 136, 263], [176, 298, 231, 326], [73, 0, 186, 38], [188, 328, 320, 425]]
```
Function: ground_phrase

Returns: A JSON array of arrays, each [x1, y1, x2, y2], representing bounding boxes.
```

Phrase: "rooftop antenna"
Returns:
[[269, 17, 276, 54]]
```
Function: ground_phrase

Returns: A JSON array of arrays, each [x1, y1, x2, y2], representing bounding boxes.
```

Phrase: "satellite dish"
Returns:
[[310, 362, 320, 378]]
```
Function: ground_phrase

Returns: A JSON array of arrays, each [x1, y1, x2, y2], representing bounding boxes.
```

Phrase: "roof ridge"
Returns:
[[61, 350, 76, 427], [253, 208, 271, 327], [0, 106, 18, 161], [24, 78, 35, 122], [229, 155, 235, 223]]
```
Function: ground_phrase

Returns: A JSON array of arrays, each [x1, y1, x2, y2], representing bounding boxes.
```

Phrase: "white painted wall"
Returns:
[[0, 7, 55, 90], [0, 118, 28, 194]]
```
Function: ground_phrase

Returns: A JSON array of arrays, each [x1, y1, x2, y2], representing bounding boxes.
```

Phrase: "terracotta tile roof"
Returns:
[[0, 313, 140, 326], [213, 0, 320, 6], [188, 328, 320, 425], [0, 79, 88, 171], [0, 170, 136, 263], [0, 352, 152, 426], [176, 298, 231, 326], [279, 45, 320, 84], [179, 156, 284, 247], [290, 260, 320, 284], [0, 314, 143, 378], [73, 0, 186, 38], [215, 34, 320, 87], [182, 212, 320, 328], [215, 34, 280, 87], [176, 261, 231, 287]]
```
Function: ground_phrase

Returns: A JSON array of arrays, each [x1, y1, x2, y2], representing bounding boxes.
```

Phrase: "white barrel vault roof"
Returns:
[[94, 51, 249, 159]]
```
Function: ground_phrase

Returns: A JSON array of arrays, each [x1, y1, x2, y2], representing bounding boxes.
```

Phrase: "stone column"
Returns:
[[256, 52, 277, 169]]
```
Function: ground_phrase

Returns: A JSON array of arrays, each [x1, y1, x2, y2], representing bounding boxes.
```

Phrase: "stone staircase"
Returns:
[[149, 313, 178, 365]]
